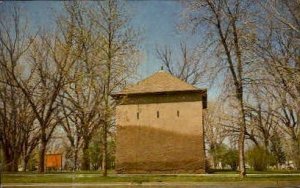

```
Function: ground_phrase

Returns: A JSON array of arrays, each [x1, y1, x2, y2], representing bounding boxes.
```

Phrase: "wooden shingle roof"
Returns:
[[112, 71, 205, 96]]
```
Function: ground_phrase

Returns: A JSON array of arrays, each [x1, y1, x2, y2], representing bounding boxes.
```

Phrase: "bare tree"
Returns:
[[0, 8, 81, 172], [0, 81, 37, 171], [259, 0, 300, 34], [89, 0, 141, 176], [244, 87, 278, 149], [0, 4, 39, 172], [24, 31, 77, 172], [57, 1, 105, 171], [156, 41, 205, 85], [182, 0, 260, 177]]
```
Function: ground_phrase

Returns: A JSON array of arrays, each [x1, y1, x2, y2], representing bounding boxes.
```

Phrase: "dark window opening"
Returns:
[[157, 111, 159, 118], [177, 110, 180, 117], [137, 112, 139, 120], [203, 94, 207, 109]]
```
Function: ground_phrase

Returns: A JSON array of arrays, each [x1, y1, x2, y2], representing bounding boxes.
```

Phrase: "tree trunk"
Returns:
[[238, 112, 246, 176], [102, 6, 113, 175], [39, 136, 47, 173], [81, 142, 90, 170], [213, 7, 247, 175], [12, 155, 18, 172], [74, 147, 78, 171], [4, 155, 13, 172], [3, 150, 19, 172], [237, 85, 246, 178], [102, 70, 110, 176], [102, 122, 108, 176], [23, 155, 30, 172]]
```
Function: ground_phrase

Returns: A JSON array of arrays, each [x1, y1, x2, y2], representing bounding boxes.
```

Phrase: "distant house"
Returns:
[[112, 70, 207, 173]]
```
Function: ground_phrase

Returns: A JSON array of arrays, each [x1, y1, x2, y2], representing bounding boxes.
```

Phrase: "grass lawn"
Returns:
[[2, 171, 300, 184], [209, 169, 300, 174]]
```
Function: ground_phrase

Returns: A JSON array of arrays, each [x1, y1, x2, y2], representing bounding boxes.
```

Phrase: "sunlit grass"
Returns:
[[209, 169, 300, 174], [2, 172, 300, 184]]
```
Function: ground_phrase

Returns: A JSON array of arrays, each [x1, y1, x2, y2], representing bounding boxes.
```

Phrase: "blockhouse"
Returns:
[[111, 70, 207, 173]]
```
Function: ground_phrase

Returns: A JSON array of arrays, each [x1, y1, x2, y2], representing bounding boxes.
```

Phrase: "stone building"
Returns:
[[111, 70, 207, 173]]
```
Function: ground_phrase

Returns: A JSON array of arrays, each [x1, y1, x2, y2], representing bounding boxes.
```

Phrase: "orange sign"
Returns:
[[45, 154, 62, 169]]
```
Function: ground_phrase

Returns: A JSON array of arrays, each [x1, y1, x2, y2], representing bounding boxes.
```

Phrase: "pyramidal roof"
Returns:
[[113, 71, 204, 96]]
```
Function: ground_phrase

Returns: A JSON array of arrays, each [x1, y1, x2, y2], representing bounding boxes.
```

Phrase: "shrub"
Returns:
[[270, 133, 286, 168], [208, 144, 228, 168], [223, 148, 238, 170], [247, 146, 270, 171], [208, 144, 239, 170]]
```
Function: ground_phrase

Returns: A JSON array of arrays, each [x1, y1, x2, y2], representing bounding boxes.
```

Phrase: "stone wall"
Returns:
[[115, 97, 205, 173], [116, 126, 205, 173]]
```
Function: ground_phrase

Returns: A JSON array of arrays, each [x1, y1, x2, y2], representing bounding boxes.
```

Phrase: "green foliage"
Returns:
[[107, 138, 116, 169], [247, 146, 271, 171], [291, 137, 300, 170], [209, 144, 238, 170], [62, 145, 75, 170], [27, 155, 38, 171], [293, 133, 300, 170], [88, 131, 116, 170], [223, 148, 239, 170], [209, 144, 228, 168], [270, 133, 286, 167], [89, 135, 102, 171]]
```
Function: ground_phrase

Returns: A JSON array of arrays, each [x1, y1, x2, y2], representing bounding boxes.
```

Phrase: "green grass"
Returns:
[[3, 170, 116, 175], [2, 173, 300, 184], [209, 169, 300, 174]]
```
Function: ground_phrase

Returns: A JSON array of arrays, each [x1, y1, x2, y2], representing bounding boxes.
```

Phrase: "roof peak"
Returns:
[[113, 71, 203, 95]]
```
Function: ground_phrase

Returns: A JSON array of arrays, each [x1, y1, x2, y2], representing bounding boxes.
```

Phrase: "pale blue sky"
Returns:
[[17, 1, 185, 76]]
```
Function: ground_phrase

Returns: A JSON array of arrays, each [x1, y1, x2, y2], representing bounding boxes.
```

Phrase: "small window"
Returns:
[[137, 112, 139, 120], [177, 110, 180, 117], [157, 111, 159, 118]]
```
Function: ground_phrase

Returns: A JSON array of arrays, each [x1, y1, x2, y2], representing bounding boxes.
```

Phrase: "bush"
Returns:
[[208, 144, 228, 168], [247, 146, 270, 171], [270, 133, 286, 168], [208, 144, 239, 170], [223, 149, 238, 170]]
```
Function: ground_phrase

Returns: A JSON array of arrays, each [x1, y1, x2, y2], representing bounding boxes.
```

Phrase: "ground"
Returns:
[[2, 170, 300, 187], [2, 182, 300, 188]]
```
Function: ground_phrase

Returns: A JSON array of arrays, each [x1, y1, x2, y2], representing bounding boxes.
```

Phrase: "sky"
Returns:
[[2, 1, 218, 98], [16, 1, 186, 76], [129, 1, 185, 76]]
